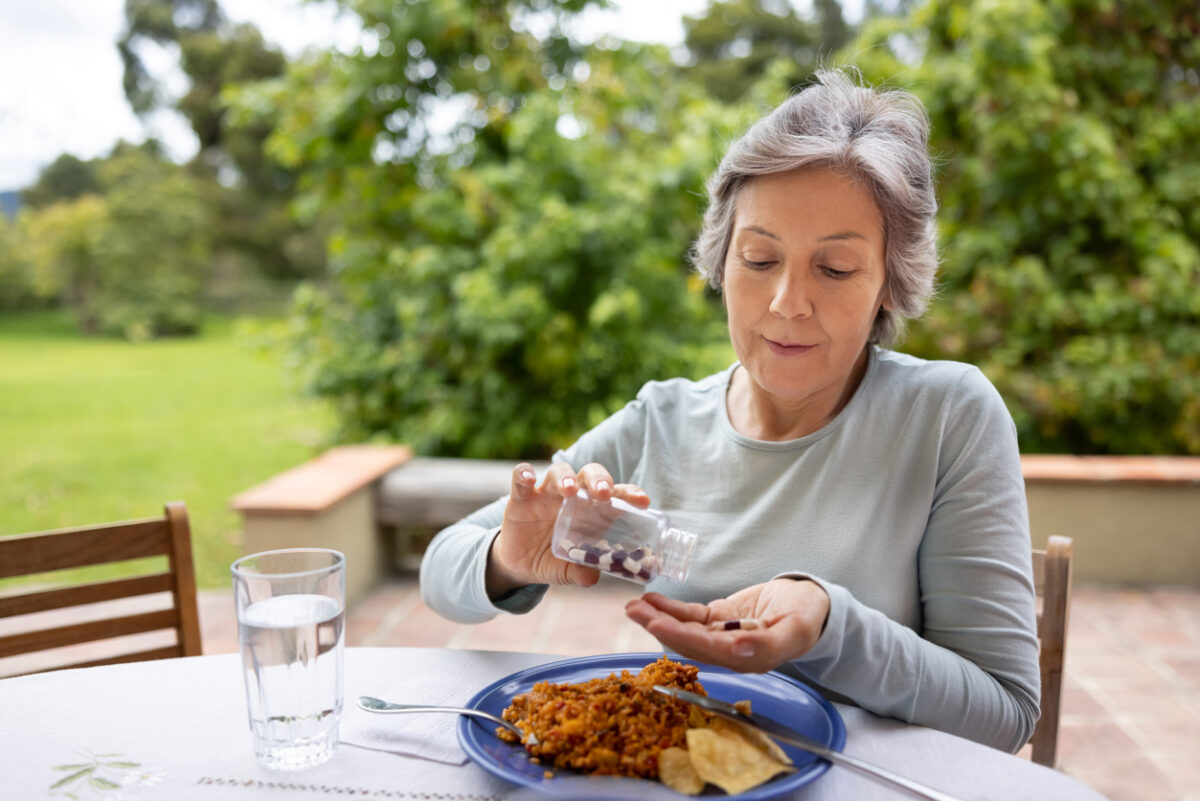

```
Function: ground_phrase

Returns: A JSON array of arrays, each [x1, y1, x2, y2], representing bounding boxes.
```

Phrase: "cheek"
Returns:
[[723, 283, 757, 329]]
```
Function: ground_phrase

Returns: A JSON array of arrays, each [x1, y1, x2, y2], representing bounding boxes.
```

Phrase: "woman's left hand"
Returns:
[[624, 579, 831, 673]]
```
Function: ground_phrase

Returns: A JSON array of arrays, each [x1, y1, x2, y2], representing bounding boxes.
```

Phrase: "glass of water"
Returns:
[[232, 548, 345, 770]]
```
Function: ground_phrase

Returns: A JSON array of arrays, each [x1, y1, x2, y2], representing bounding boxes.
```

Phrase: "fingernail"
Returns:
[[520, 469, 535, 481], [734, 642, 756, 658], [563, 476, 576, 489], [597, 479, 611, 492]]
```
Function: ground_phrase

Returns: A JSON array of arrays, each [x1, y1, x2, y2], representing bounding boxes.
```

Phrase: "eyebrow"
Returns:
[[737, 226, 869, 243], [740, 225, 781, 241], [820, 231, 869, 242]]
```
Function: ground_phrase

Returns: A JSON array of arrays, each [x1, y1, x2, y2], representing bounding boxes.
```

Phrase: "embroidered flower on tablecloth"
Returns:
[[120, 769, 165, 788], [49, 751, 162, 799]]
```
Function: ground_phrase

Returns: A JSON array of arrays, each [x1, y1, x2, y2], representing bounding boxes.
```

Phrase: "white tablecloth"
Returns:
[[0, 647, 1107, 801]]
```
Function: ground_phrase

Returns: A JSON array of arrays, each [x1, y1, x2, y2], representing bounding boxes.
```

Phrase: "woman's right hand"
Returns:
[[485, 461, 650, 599]]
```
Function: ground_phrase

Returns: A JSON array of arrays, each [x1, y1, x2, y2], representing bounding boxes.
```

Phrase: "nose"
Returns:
[[768, 267, 813, 319]]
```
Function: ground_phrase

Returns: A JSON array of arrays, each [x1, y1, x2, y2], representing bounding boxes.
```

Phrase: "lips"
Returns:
[[764, 337, 815, 356]]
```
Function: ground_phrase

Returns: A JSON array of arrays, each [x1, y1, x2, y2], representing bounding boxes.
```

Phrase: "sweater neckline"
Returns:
[[718, 347, 880, 451]]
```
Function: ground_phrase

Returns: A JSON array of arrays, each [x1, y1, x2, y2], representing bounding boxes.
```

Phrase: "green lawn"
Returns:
[[0, 311, 334, 588]]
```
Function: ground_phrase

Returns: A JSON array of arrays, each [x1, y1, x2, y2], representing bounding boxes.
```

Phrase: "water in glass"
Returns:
[[239, 592, 344, 770]]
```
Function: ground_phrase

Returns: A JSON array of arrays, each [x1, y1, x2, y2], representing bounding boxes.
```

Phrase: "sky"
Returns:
[[0, 0, 740, 192]]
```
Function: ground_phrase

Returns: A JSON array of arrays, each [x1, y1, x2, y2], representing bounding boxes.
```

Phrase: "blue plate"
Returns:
[[457, 652, 845, 799]]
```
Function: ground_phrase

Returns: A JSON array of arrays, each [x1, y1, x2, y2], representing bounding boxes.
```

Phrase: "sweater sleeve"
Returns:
[[419, 497, 551, 623], [781, 367, 1041, 753]]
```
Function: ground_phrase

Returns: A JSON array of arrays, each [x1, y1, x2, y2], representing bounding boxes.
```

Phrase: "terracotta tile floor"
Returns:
[[191, 576, 1200, 801]]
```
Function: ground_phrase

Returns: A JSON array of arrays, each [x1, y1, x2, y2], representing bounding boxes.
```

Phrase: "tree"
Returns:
[[680, 0, 851, 103], [23, 196, 110, 333], [245, 0, 743, 457], [0, 211, 46, 312], [852, 0, 1200, 453], [23, 145, 211, 339], [118, 0, 224, 116], [20, 154, 102, 210], [118, 0, 322, 286]]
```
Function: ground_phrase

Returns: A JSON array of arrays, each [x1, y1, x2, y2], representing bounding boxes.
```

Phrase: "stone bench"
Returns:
[[377, 457, 550, 570]]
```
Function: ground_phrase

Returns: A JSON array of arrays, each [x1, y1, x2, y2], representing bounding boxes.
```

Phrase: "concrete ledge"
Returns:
[[238, 450, 1199, 593], [232, 445, 412, 606], [1021, 455, 1200, 484], [1023, 456, 1200, 586], [232, 445, 412, 514]]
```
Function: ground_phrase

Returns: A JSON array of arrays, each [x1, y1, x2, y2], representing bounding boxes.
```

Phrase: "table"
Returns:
[[0, 647, 1106, 800]]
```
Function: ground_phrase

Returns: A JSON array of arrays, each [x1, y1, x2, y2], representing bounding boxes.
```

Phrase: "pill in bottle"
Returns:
[[550, 489, 697, 584]]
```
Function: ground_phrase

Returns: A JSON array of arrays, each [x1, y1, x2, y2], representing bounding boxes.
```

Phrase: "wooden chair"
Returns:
[[0, 501, 202, 677], [1029, 535, 1074, 768]]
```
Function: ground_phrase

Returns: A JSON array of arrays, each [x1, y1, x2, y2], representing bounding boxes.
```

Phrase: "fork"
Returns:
[[355, 696, 537, 744]]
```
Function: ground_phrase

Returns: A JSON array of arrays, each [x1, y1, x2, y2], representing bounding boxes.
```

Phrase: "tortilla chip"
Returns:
[[685, 726, 794, 795], [709, 716, 792, 766], [658, 746, 705, 795]]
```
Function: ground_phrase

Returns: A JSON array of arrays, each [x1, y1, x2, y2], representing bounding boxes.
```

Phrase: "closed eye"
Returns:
[[740, 256, 776, 270], [820, 265, 854, 279]]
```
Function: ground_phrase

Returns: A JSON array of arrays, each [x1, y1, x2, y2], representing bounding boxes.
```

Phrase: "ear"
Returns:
[[878, 283, 894, 312]]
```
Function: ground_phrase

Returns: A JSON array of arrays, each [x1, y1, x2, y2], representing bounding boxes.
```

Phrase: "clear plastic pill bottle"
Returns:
[[550, 489, 698, 584]]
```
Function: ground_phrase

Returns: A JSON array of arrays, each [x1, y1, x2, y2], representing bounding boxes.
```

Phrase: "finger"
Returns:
[[624, 597, 660, 628], [565, 562, 601, 588], [613, 483, 651, 508], [540, 462, 579, 497], [639, 592, 714, 625], [649, 621, 781, 673], [510, 463, 538, 500], [626, 600, 792, 672], [575, 463, 616, 500]]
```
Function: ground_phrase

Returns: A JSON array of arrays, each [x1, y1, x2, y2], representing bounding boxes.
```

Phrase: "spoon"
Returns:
[[355, 696, 537, 744]]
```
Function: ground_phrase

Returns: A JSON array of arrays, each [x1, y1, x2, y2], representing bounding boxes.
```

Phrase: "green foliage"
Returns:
[[0, 312, 333, 589], [680, 0, 852, 103], [251, 0, 740, 457], [852, 0, 1200, 454], [20, 154, 102, 209], [0, 215, 43, 311], [119, 0, 225, 115], [21, 146, 212, 339], [119, 0, 324, 286]]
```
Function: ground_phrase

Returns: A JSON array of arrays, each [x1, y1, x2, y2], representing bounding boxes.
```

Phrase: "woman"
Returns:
[[420, 68, 1040, 752]]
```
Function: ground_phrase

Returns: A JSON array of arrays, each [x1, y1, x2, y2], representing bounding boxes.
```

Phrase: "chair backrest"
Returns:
[[1029, 534, 1074, 768], [0, 501, 201, 677]]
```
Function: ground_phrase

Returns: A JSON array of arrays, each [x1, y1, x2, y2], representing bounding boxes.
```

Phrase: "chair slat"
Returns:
[[165, 501, 203, 656], [0, 502, 200, 680], [0, 519, 170, 579], [1028, 535, 1073, 769], [0, 609, 180, 658], [1031, 549, 1046, 595], [0, 574, 175, 619]]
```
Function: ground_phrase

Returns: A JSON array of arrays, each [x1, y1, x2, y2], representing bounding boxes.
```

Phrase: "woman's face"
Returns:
[[724, 167, 888, 419]]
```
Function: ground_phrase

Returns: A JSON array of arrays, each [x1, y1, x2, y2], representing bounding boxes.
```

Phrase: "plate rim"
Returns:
[[456, 651, 846, 800]]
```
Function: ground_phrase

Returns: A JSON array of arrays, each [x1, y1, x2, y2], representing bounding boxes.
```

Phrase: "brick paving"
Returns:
[[193, 576, 1200, 801]]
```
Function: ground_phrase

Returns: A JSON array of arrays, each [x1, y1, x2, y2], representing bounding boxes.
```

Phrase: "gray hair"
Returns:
[[691, 68, 938, 346]]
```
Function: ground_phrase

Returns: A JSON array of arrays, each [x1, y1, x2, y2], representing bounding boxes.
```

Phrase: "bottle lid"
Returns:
[[659, 527, 697, 582]]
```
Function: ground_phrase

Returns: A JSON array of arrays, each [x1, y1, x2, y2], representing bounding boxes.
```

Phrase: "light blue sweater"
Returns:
[[419, 348, 1041, 751]]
